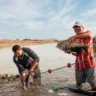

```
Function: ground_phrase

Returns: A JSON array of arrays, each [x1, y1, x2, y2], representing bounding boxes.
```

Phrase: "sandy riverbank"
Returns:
[[0, 39, 59, 48]]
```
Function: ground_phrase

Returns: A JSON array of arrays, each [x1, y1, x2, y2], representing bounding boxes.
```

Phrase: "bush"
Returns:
[[22, 38, 32, 41]]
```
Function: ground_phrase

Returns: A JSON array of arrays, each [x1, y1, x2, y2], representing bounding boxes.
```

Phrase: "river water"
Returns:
[[0, 44, 93, 96]]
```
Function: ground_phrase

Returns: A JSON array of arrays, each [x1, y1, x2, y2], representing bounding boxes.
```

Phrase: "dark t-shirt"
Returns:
[[13, 47, 40, 73]]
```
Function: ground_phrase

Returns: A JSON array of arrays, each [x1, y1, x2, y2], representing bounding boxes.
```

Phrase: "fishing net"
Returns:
[[41, 59, 93, 87], [41, 65, 92, 96], [41, 57, 96, 96], [41, 65, 75, 88]]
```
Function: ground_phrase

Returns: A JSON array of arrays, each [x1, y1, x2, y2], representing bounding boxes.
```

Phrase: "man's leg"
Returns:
[[25, 58, 33, 87], [21, 72, 28, 90], [27, 58, 41, 85], [75, 70, 86, 89], [25, 74, 30, 88], [86, 68, 96, 95], [33, 66, 41, 85], [18, 65, 28, 90]]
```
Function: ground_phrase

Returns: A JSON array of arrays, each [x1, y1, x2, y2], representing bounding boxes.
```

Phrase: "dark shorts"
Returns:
[[75, 68, 96, 84]]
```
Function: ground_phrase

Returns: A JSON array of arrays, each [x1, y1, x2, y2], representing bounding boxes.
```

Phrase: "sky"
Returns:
[[0, 0, 96, 40]]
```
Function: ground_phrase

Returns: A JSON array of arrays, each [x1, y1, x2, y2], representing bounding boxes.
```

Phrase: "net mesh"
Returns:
[[42, 66, 75, 88], [41, 66, 91, 89], [41, 65, 93, 96]]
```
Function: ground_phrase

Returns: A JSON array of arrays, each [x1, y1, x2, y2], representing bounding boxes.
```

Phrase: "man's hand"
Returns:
[[71, 52, 77, 56], [28, 70, 35, 76], [65, 50, 77, 56], [28, 62, 38, 76]]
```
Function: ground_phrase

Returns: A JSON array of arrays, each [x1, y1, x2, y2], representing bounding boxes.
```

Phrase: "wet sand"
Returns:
[[0, 80, 57, 96], [0, 67, 89, 96]]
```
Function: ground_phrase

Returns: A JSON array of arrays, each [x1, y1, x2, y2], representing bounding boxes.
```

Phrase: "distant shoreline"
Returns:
[[0, 39, 96, 52], [0, 39, 59, 48]]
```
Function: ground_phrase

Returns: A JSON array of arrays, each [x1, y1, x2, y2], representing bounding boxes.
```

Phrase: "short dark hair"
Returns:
[[12, 45, 21, 52]]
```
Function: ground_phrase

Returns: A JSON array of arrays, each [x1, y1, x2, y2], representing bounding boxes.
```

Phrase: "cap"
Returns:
[[73, 21, 83, 28]]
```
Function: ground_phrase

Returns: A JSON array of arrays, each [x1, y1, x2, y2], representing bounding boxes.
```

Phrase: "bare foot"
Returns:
[[22, 82, 28, 90]]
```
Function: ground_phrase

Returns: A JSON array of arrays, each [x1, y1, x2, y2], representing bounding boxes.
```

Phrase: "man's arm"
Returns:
[[13, 56, 25, 75], [23, 48, 40, 72], [66, 31, 92, 55], [28, 49, 39, 72], [68, 31, 92, 43], [75, 32, 91, 39], [28, 62, 38, 75], [23, 47, 40, 62]]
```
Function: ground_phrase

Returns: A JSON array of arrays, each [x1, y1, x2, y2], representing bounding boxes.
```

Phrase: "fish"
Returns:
[[56, 39, 89, 55]]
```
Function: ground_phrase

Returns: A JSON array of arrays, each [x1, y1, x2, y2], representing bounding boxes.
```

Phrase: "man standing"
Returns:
[[12, 45, 41, 90], [66, 22, 96, 94]]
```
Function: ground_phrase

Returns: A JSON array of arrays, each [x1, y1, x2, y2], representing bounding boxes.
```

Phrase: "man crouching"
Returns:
[[12, 45, 41, 90]]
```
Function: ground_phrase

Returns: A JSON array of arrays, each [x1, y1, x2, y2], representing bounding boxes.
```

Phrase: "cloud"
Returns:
[[0, 0, 44, 21], [0, 32, 9, 35], [23, 21, 44, 29], [48, 0, 76, 22], [0, 32, 12, 39], [22, 0, 77, 29], [81, 8, 96, 16], [48, 5, 76, 25], [1, 0, 88, 39]]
